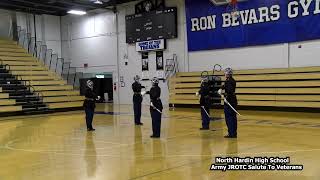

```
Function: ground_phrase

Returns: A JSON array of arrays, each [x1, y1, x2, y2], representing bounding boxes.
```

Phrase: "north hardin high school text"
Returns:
[[210, 157, 303, 171], [191, 0, 320, 31], [215, 157, 290, 164]]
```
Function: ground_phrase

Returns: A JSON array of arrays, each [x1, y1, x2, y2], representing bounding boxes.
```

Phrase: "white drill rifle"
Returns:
[[218, 89, 241, 116], [196, 90, 211, 119], [201, 106, 211, 118], [151, 102, 162, 114]]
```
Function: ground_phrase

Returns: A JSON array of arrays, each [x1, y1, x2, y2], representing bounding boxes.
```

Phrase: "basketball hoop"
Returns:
[[230, 0, 237, 6]]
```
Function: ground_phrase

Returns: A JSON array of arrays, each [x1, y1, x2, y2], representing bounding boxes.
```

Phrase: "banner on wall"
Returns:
[[136, 39, 166, 52], [185, 0, 320, 51], [156, 51, 165, 79], [141, 52, 149, 80]]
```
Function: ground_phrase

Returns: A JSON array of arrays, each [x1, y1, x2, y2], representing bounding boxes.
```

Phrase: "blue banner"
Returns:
[[185, 0, 320, 51], [136, 39, 166, 52]]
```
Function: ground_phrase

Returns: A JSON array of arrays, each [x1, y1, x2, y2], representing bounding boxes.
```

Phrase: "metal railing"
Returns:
[[0, 60, 44, 110], [16, 26, 81, 89], [165, 54, 178, 89]]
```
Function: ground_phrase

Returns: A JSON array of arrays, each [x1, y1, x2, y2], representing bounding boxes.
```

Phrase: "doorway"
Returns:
[[80, 73, 113, 103]]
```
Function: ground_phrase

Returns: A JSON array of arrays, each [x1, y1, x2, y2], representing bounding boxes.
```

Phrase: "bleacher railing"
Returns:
[[165, 54, 178, 90], [16, 26, 82, 89], [0, 60, 45, 111]]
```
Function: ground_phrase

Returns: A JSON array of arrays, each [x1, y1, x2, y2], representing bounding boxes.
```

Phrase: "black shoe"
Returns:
[[87, 128, 96, 131], [150, 135, 160, 138], [135, 122, 143, 126], [200, 127, 209, 130], [224, 135, 237, 138]]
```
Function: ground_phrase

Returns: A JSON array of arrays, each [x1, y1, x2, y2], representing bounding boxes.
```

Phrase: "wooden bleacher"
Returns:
[[0, 39, 84, 112], [169, 66, 320, 108], [0, 87, 22, 112]]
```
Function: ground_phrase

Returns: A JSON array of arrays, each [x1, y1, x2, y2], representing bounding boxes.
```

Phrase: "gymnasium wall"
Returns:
[[60, 0, 320, 105], [7, 0, 320, 105], [60, 12, 119, 103], [60, 0, 187, 105], [16, 12, 62, 56], [119, 0, 320, 105], [115, 0, 187, 105], [0, 9, 13, 38]]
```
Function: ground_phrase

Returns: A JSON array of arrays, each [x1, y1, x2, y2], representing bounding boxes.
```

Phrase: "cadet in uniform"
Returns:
[[197, 76, 211, 130], [221, 68, 238, 138], [83, 80, 99, 131], [132, 75, 145, 125], [146, 77, 163, 138]]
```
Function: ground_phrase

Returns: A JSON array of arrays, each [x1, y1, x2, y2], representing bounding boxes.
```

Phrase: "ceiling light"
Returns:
[[94, 0, 103, 4], [67, 10, 87, 15]]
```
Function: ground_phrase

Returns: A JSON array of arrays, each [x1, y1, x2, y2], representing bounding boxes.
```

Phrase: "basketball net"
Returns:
[[229, 0, 239, 18]]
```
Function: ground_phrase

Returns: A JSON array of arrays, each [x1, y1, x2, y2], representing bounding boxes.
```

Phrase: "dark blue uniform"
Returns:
[[147, 85, 163, 138], [83, 88, 97, 131], [132, 82, 145, 125], [199, 81, 211, 129], [222, 77, 238, 137]]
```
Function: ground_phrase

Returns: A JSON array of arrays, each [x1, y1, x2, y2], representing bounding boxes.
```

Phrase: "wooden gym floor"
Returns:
[[0, 104, 319, 180]]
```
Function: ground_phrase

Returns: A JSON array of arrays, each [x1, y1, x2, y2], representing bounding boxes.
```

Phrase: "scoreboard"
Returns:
[[125, 7, 177, 44]]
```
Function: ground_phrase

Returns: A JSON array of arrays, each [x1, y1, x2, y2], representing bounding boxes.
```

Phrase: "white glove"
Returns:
[[141, 91, 147, 96], [196, 92, 199, 97], [96, 96, 101, 100], [218, 89, 222, 95]]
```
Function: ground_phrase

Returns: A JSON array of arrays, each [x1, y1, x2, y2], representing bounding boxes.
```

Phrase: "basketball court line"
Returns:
[[3, 128, 320, 158], [2, 118, 320, 179], [1, 131, 201, 156], [1, 112, 319, 160]]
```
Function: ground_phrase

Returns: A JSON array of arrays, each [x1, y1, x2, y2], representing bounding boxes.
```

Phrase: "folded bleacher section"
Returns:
[[170, 67, 320, 108], [0, 39, 83, 115]]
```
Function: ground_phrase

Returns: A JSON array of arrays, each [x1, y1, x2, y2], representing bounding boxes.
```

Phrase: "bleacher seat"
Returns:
[[0, 39, 84, 112], [169, 67, 320, 108]]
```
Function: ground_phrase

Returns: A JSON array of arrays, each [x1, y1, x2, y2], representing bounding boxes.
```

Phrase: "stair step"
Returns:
[[2, 61, 41, 66], [0, 48, 26, 53], [0, 56, 36, 61], [0, 105, 22, 112], [33, 85, 73, 91], [11, 71, 52, 75], [43, 96, 84, 103], [41, 91, 80, 96], [48, 101, 83, 109], [0, 93, 9, 99], [0, 44, 20, 49], [0, 99, 16, 106], [30, 80, 66, 86], [6, 66, 46, 71], [0, 52, 32, 57], [20, 76, 57, 81]]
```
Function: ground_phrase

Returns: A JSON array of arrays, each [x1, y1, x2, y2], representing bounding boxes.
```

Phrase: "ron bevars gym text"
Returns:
[[210, 157, 303, 171]]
